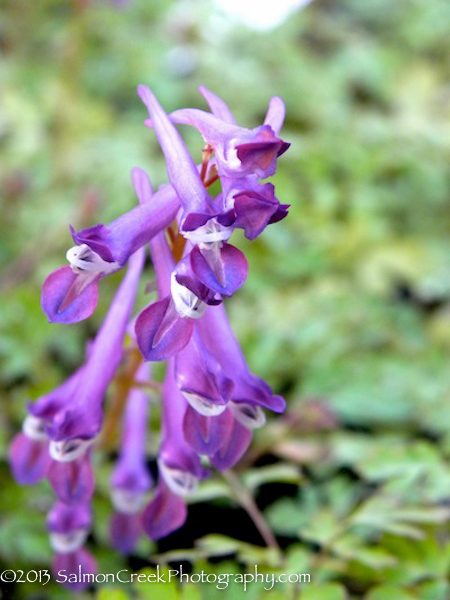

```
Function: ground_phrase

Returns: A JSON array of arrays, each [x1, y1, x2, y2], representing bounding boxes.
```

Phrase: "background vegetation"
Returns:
[[1, 0, 450, 598]]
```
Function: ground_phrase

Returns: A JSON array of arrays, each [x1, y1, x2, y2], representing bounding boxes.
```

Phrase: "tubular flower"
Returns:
[[12, 86, 289, 576], [109, 363, 153, 554], [46, 247, 145, 460], [42, 182, 179, 324]]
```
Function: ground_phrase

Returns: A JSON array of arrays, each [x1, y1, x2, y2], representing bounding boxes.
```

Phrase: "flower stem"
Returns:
[[221, 469, 283, 561]]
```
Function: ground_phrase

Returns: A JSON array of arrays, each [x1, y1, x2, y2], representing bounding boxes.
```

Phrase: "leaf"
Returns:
[[301, 583, 348, 600], [365, 586, 416, 600], [350, 497, 450, 540]]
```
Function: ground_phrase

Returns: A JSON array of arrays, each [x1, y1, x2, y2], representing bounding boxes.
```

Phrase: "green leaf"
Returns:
[[365, 586, 416, 600], [300, 583, 347, 600]]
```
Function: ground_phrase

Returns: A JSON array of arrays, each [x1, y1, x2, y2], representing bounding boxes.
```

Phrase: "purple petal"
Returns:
[[131, 167, 153, 204], [175, 330, 233, 409], [8, 433, 50, 485], [268, 203, 290, 224], [233, 183, 280, 240], [183, 405, 234, 456], [175, 257, 222, 306], [52, 548, 97, 591], [135, 297, 194, 361], [138, 85, 208, 214], [41, 266, 99, 324], [169, 108, 239, 150], [236, 125, 289, 178], [210, 417, 252, 471], [28, 367, 84, 421], [71, 185, 180, 265], [142, 482, 187, 541], [233, 374, 286, 413], [47, 455, 95, 504], [198, 85, 236, 124], [190, 243, 248, 296], [263, 96, 286, 135], [47, 501, 91, 534], [110, 512, 141, 554]]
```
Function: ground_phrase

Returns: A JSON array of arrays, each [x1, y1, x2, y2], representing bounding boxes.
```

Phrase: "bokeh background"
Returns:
[[1, 0, 450, 598]]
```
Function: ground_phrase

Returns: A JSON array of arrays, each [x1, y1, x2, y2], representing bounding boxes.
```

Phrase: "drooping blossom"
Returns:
[[42, 183, 179, 324], [110, 362, 153, 554], [45, 246, 145, 461]]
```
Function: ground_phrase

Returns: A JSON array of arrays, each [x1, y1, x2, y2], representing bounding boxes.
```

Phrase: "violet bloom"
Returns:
[[142, 479, 188, 541], [221, 176, 290, 240], [8, 367, 86, 485], [52, 548, 97, 591], [135, 232, 210, 361], [47, 453, 95, 505], [48, 501, 96, 590], [47, 501, 91, 554], [198, 304, 286, 427], [46, 247, 145, 462], [42, 182, 179, 324], [138, 85, 248, 297], [175, 325, 234, 417], [157, 361, 207, 495], [164, 90, 290, 181], [142, 361, 206, 541], [8, 433, 50, 486], [110, 362, 152, 553]]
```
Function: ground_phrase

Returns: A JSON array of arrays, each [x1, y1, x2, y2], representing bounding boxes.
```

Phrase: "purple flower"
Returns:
[[47, 453, 95, 504], [135, 233, 211, 361], [199, 304, 286, 423], [41, 182, 178, 324], [157, 361, 207, 495], [109, 362, 152, 553], [45, 247, 144, 461], [52, 548, 97, 591], [141, 363, 203, 541], [8, 367, 88, 484], [110, 512, 142, 554], [138, 85, 219, 236], [175, 326, 233, 416], [47, 501, 91, 554], [221, 177, 289, 240], [142, 480, 188, 541], [164, 104, 289, 180], [14, 84, 291, 571], [8, 433, 50, 485], [138, 85, 249, 288]]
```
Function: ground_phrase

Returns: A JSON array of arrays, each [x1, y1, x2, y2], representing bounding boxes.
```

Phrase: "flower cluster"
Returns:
[[9, 86, 289, 590]]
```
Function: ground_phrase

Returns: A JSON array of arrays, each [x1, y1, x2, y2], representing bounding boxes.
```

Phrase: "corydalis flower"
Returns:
[[110, 362, 152, 553], [163, 90, 289, 180], [199, 303, 286, 423], [137, 84, 250, 300], [135, 232, 210, 361], [142, 361, 206, 541], [42, 181, 179, 324], [46, 247, 145, 462], [8, 367, 86, 485]]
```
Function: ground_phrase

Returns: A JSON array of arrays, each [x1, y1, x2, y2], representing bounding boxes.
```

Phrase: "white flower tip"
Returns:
[[49, 437, 95, 463], [23, 415, 47, 442], [111, 487, 147, 515], [66, 244, 119, 275], [229, 402, 266, 429], [170, 273, 206, 319], [183, 392, 227, 417], [49, 528, 89, 554], [158, 459, 198, 497]]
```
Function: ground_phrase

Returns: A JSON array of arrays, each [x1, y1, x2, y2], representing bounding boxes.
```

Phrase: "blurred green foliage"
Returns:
[[1, 0, 450, 598]]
